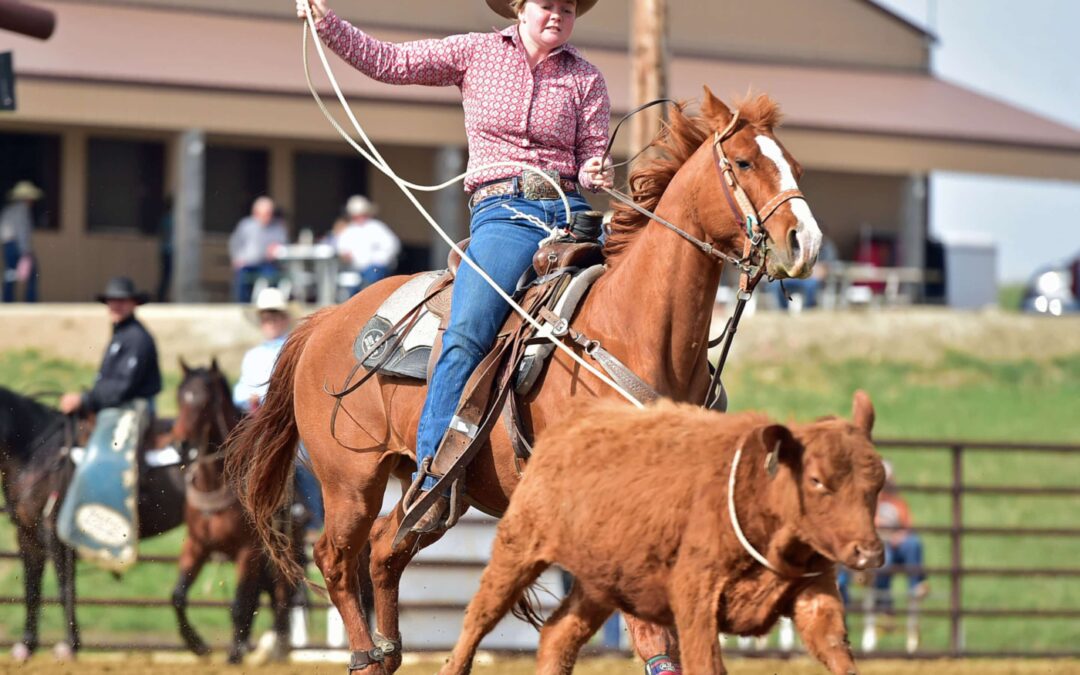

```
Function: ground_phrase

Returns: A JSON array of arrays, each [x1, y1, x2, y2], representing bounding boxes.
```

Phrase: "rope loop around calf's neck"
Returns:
[[727, 446, 824, 578]]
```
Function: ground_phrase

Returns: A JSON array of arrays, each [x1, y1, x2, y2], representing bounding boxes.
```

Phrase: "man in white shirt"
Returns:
[[335, 195, 400, 296], [233, 287, 324, 536]]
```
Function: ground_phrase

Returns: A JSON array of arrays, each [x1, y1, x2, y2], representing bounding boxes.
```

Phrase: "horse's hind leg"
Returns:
[[13, 525, 46, 662], [172, 536, 211, 656], [49, 537, 80, 659], [313, 457, 394, 673], [534, 583, 614, 675]]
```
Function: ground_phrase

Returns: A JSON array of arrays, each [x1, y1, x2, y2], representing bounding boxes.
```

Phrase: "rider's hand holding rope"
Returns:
[[296, 0, 327, 22], [578, 156, 614, 192]]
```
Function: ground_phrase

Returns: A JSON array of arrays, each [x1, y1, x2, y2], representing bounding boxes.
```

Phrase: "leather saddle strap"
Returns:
[[568, 331, 660, 404]]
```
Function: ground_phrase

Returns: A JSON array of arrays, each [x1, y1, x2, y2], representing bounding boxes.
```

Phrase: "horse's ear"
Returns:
[[211, 357, 221, 374], [178, 357, 190, 375], [852, 390, 875, 438], [757, 423, 801, 479], [702, 86, 734, 129]]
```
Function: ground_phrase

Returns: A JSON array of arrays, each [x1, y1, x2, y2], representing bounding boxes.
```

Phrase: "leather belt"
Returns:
[[469, 175, 578, 209]]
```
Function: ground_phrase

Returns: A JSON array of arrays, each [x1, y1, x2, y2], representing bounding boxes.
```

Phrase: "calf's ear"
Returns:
[[759, 424, 800, 478], [852, 390, 875, 438]]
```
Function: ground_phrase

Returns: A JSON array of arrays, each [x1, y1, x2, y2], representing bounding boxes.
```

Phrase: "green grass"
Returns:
[[2, 348, 1079, 654]]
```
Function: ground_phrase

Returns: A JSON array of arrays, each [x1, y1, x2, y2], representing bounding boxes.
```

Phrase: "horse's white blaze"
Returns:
[[755, 135, 822, 272]]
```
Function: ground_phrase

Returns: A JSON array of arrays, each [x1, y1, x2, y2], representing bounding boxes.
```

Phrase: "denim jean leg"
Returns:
[[413, 199, 558, 490], [2, 241, 18, 303]]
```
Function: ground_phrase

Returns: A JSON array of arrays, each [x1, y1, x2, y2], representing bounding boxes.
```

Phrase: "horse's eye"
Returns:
[[810, 476, 829, 492], [736, 159, 752, 171]]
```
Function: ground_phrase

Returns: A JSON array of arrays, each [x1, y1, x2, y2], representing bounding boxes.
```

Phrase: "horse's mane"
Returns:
[[604, 94, 783, 266], [0, 386, 65, 463]]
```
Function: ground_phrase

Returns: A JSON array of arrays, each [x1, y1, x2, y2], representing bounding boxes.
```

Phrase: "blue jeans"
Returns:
[[233, 262, 279, 304], [874, 534, 926, 599], [776, 277, 820, 309], [1, 241, 35, 302], [413, 193, 590, 489]]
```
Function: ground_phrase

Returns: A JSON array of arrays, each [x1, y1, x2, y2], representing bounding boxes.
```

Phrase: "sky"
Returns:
[[870, 0, 1080, 283]]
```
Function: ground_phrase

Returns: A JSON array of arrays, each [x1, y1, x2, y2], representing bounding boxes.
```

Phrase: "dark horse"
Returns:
[[170, 360, 300, 664], [0, 386, 186, 662]]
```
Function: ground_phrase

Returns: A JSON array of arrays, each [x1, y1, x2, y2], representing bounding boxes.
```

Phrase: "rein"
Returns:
[[728, 446, 824, 579]]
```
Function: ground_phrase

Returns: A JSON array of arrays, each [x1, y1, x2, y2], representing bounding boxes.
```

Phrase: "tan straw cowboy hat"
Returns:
[[8, 181, 44, 201], [486, 0, 598, 19]]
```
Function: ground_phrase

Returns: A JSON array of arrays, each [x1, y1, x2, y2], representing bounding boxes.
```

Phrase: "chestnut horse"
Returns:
[[171, 361, 300, 663], [228, 90, 821, 673]]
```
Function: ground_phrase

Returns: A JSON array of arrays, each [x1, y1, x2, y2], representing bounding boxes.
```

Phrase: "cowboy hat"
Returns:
[[95, 276, 150, 305], [486, 0, 598, 19], [253, 286, 290, 315], [346, 194, 378, 218], [8, 181, 44, 201]]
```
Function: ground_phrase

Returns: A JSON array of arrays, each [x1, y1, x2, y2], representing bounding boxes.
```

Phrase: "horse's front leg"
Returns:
[[13, 524, 46, 663], [171, 534, 211, 657], [229, 545, 265, 664]]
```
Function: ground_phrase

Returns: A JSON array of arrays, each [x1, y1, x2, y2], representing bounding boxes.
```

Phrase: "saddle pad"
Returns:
[[354, 271, 447, 380]]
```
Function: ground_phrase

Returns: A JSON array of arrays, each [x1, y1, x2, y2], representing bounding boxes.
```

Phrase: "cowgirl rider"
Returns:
[[300, 0, 614, 530]]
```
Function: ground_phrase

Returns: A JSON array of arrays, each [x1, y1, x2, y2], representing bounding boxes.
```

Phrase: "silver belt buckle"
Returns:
[[522, 169, 560, 201]]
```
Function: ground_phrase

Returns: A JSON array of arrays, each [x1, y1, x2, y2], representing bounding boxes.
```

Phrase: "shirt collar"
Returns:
[[496, 24, 578, 61]]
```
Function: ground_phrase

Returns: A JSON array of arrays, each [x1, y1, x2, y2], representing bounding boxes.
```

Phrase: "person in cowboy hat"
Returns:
[[59, 276, 162, 417], [233, 287, 326, 537], [1, 180, 44, 302], [297, 0, 613, 530], [335, 194, 401, 296]]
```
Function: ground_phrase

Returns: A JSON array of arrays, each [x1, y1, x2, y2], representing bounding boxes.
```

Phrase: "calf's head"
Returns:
[[756, 390, 886, 570]]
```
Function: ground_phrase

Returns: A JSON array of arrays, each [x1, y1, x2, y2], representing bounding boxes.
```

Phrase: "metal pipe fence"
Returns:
[[1, 437, 1078, 658]]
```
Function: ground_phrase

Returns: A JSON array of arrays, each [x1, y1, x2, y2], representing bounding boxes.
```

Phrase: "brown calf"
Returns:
[[441, 391, 885, 675]]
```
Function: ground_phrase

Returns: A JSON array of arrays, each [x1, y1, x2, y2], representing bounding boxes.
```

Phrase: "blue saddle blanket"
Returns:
[[56, 400, 148, 572]]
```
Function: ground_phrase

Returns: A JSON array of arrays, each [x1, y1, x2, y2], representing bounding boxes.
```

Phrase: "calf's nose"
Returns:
[[850, 540, 885, 570]]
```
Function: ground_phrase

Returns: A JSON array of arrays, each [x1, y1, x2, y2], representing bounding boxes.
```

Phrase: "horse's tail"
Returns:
[[226, 307, 331, 587]]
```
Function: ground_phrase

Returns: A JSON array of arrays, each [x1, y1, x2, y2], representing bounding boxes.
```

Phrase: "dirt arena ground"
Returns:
[[5, 654, 1080, 675]]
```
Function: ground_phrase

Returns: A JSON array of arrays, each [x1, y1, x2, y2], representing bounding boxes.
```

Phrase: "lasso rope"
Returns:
[[299, 4, 644, 408]]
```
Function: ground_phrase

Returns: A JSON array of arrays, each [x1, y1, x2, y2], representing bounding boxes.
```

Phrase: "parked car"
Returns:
[[1020, 260, 1079, 316]]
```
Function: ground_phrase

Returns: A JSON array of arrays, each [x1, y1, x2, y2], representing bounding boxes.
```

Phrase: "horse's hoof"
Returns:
[[52, 642, 75, 662], [11, 643, 32, 663]]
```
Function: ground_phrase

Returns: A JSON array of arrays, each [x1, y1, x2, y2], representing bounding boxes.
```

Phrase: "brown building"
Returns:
[[3, 0, 1079, 301]]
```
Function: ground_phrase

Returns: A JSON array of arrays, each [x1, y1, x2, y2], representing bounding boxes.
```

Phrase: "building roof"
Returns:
[[4, 2, 1079, 179]]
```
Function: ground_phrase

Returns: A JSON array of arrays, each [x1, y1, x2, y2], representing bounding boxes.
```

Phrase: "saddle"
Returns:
[[349, 222, 608, 537]]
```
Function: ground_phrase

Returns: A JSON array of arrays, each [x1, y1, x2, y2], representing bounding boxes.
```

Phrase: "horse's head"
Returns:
[[173, 358, 234, 459], [698, 88, 822, 280]]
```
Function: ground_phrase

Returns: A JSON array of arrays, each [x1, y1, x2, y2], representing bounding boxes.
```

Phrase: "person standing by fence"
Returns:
[[0, 180, 42, 303]]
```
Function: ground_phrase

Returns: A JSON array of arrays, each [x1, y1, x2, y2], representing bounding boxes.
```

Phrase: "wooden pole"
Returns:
[[629, 0, 669, 159]]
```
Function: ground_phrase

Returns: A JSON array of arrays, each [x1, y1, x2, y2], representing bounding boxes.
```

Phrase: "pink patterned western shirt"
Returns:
[[316, 12, 611, 193]]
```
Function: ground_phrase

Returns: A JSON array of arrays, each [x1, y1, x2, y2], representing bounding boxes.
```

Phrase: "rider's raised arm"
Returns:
[[316, 11, 473, 87]]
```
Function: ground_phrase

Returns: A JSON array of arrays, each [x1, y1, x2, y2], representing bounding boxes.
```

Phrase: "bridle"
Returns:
[[602, 99, 807, 407], [176, 373, 233, 467]]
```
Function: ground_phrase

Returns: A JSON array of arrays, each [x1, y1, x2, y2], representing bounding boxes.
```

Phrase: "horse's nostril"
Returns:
[[788, 229, 801, 258]]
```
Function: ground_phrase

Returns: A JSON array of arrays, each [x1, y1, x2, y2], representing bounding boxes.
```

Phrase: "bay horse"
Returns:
[[0, 386, 185, 662], [227, 90, 822, 673], [171, 360, 301, 664]]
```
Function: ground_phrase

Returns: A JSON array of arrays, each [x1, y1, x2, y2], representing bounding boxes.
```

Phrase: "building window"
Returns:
[[87, 137, 165, 235], [204, 146, 270, 235], [0, 131, 61, 231], [292, 152, 367, 239]]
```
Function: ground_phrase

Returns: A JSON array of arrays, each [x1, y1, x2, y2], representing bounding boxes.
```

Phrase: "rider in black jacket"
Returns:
[[59, 277, 162, 415]]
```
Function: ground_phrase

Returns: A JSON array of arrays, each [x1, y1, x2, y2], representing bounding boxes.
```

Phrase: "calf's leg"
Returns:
[[535, 582, 613, 675], [792, 581, 858, 675], [440, 529, 548, 675], [669, 570, 725, 675]]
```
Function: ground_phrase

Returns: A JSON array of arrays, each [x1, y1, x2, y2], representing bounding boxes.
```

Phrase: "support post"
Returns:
[[174, 130, 206, 303]]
